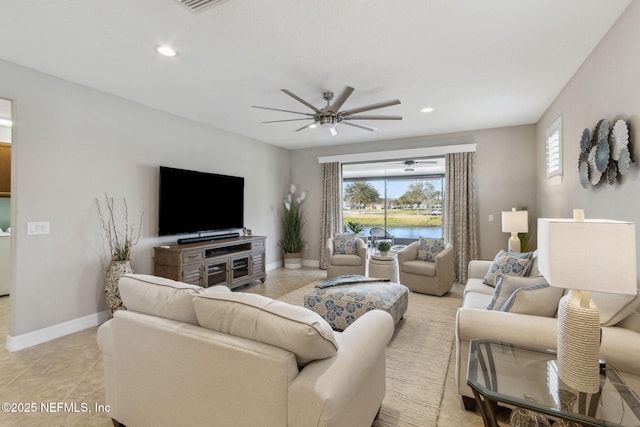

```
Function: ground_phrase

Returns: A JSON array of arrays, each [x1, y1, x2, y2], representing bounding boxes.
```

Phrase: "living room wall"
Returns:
[[0, 58, 290, 342], [536, 1, 640, 279], [290, 124, 537, 265]]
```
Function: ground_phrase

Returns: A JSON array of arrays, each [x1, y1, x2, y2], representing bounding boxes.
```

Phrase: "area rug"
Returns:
[[278, 282, 463, 427]]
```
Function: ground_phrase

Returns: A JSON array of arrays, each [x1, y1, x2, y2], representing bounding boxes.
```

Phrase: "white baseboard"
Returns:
[[266, 261, 282, 272], [267, 259, 320, 271], [5, 311, 109, 352], [302, 259, 320, 268]]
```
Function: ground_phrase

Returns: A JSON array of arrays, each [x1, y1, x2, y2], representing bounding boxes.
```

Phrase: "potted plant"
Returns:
[[345, 221, 365, 235], [377, 240, 392, 256], [97, 193, 142, 316], [281, 184, 306, 269]]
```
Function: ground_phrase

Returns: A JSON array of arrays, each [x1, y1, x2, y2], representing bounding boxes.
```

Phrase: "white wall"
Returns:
[[536, 1, 640, 279], [0, 58, 290, 339], [290, 124, 537, 264]]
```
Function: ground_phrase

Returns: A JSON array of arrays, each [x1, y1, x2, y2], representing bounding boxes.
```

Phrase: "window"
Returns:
[[341, 158, 445, 241], [546, 116, 562, 179]]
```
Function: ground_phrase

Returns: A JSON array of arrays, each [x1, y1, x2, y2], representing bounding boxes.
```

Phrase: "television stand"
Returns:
[[153, 235, 266, 289]]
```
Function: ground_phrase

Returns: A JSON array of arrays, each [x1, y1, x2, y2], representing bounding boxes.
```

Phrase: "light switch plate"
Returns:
[[27, 222, 50, 235], [488, 214, 494, 222]]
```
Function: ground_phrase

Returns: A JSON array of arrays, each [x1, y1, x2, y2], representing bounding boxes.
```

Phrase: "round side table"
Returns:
[[369, 254, 399, 282]]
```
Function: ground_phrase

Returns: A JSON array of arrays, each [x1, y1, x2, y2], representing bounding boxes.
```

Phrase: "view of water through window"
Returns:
[[342, 164, 445, 241]]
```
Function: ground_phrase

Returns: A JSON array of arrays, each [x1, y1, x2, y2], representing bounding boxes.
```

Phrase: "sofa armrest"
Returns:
[[288, 310, 394, 427], [601, 326, 640, 376], [355, 237, 367, 260], [456, 308, 558, 347], [397, 241, 419, 265], [436, 244, 454, 282], [468, 260, 493, 280]]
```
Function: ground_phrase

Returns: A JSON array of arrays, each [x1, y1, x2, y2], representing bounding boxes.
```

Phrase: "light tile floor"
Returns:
[[0, 268, 494, 426]]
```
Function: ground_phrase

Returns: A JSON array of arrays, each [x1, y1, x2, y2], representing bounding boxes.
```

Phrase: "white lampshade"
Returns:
[[537, 218, 637, 294], [502, 209, 528, 233]]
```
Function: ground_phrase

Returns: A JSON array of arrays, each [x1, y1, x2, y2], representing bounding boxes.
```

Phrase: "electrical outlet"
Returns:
[[27, 222, 50, 235], [304, 243, 309, 250], [488, 214, 494, 222]]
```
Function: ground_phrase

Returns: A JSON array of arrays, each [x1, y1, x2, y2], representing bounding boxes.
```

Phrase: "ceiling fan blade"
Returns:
[[281, 89, 321, 113], [340, 99, 401, 116], [252, 105, 314, 116], [343, 115, 403, 121], [294, 122, 317, 132], [262, 118, 316, 123], [329, 86, 354, 112], [329, 126, 338, 137], [341, 121, 377, 132]]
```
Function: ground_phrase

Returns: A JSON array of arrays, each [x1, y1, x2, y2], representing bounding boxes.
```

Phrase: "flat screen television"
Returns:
[[158, 166, 244, 236]]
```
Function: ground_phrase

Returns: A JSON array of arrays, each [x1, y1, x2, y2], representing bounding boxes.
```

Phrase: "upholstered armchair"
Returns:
[[397, 240, 455, 295], [326, 235, 367, 278]]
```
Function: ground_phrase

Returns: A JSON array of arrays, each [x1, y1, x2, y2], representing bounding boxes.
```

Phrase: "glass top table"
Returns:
[[467, 339, 640, 427]]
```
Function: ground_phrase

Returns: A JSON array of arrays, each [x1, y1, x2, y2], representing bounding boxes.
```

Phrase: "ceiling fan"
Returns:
[[252, 86, 402, 136]]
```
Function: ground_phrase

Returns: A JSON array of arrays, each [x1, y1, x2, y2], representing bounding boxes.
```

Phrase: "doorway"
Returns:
[[0, 97, 12, 348]]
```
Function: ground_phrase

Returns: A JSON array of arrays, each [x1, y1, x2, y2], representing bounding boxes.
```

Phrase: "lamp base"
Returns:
[[507, 232, 521, 252], [557, 290, 601, 394]]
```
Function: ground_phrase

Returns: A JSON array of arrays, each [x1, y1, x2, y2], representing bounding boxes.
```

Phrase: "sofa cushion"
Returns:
[[464, 278, 495, 297], [462, 291, 493, 309], [331, 254, 362, 266], [501, 283, 564, 317], [590, 290, 640, 326], [193, 292, 339, 367], [402, 259, 436, 276], [417, 237, 445, 262], [615, 310, 640, 332], [333, 234, 357, 254], [118, 274, 229, 325], [483, 250, 533, 287], [487, 275, 548, 310]]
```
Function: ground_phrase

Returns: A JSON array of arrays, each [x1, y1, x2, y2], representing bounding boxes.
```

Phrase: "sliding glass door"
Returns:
[[342, 159, 445, 241]]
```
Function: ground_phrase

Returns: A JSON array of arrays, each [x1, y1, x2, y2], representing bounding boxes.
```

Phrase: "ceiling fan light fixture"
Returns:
[[156, 45, 177, 57], [319, 116, 337, 127]]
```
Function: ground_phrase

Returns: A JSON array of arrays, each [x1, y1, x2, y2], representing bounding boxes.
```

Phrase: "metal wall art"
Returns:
[[578, 118, 632, 188]]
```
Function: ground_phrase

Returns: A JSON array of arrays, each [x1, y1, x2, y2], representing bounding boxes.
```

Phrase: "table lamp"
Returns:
[[502, 208, 528, 252], [537, 210, 637, 393]]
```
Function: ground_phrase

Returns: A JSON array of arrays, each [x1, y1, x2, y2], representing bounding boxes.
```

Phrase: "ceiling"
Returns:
[[0, 0, 631, 150]]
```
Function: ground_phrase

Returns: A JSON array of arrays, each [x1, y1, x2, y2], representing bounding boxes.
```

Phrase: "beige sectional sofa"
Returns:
[[455, 256, 640, 410], [98, 274, 394, 427]]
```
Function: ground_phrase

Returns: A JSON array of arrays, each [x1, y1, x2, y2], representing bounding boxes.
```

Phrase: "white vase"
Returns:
[[105, 260, 133, 317], [284, 252, 302, 269]]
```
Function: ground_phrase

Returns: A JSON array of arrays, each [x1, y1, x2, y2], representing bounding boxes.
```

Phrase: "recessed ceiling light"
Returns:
[[156, 46, 177, 57], [421, 107, 434, 113]]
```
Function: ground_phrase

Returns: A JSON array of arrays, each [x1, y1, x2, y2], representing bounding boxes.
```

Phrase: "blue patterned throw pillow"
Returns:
[[483, 250, 533, 287], [417, 237, 445, 262], [333, 234, 357, 255]]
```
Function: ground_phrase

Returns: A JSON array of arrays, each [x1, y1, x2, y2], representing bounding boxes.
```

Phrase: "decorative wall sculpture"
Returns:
[[579, 119, 632, 188]]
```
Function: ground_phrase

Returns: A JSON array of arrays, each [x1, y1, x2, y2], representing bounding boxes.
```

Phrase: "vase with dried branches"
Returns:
[[97, 193, 142, 316]]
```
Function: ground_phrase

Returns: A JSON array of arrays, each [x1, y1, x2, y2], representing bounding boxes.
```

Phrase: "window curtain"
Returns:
[[444, 152, 478, 283], [319, 162, 342, 269]]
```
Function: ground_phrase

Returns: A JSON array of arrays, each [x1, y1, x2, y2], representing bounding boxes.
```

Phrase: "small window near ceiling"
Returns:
[[546, 116, 562, 181]]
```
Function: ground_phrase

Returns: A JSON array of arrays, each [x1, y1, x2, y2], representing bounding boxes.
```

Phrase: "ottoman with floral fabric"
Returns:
[[304, 275, 409, 331]]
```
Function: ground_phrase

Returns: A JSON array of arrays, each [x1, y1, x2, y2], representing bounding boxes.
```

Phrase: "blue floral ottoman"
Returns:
[[304, 281, 409, 331]]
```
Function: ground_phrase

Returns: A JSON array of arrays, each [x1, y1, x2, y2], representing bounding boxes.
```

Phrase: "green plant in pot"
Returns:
[[377, 240, 392, 256], [281, 184, 306, 269], [346, 221, 365, 234]]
